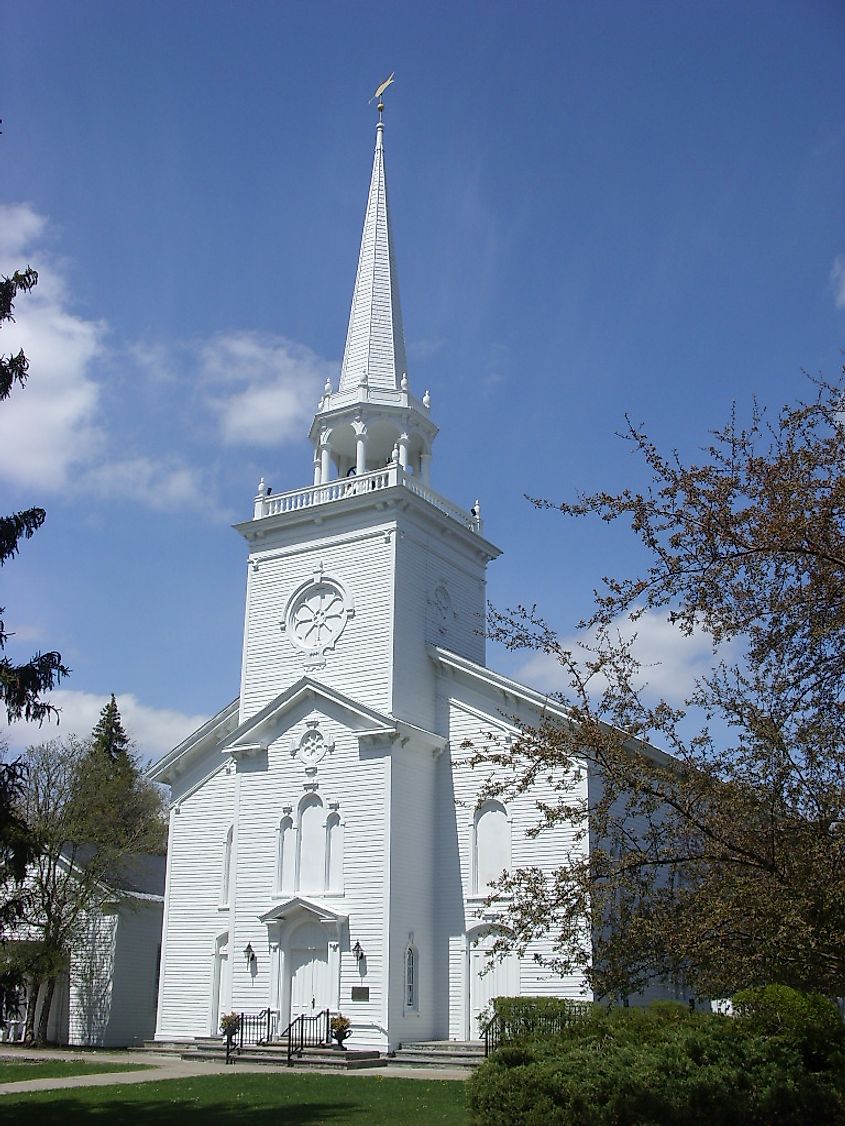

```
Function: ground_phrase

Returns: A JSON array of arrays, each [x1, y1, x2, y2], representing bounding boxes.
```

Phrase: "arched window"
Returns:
[[473, 800, 511, 895], [276, 815, 295, 893], [220, 825, 234, 907], [297, 795, 325, 893], [325, 812, 343, 894], [405, 946, 419, 1011]]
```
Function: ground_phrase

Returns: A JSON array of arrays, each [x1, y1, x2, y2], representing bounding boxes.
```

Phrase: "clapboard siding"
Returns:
[[156, 764, 237, 1038], [387, 741, 438, 1042], [390, 512, 488, 730], [240, 524, 395, 723]]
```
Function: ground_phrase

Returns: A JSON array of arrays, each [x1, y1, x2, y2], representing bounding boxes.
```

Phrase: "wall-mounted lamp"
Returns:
[[352, 941, 365, 963], [244, 942, 256, 967]]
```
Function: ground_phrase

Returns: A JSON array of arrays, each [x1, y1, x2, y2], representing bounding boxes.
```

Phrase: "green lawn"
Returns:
[[0, 1059, 153, 1083], [0, 1071, 469, 1125]]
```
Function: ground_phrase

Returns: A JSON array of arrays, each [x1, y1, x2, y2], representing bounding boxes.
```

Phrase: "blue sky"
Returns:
[[1, 0, 843, 761]]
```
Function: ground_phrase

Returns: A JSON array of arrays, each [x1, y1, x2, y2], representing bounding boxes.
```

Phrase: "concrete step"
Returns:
[[389, 1041, 485, 1070], [129, 1040, 197, 1056], [182, 1043, 386, 1070]]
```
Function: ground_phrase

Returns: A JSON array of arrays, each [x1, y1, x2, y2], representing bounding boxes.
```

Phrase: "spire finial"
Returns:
[[370, 72, 395, 136]]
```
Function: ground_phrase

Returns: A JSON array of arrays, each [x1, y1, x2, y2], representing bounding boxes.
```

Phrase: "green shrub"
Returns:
[[491, 995, 593, 1041], [467, 1001, 845, 1126]]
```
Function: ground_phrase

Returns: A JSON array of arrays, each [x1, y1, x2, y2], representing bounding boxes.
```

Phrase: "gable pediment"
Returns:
[[258, 895, 348, 927], [222, 677, 445, 759]]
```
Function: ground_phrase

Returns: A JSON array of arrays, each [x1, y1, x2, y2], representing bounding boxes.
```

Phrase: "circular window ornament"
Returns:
[[282, 566, 354, 660]]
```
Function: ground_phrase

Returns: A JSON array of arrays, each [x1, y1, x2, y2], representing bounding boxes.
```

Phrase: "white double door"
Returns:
[[468, 930, 519, 1037], [289, 922, 331, 1020]]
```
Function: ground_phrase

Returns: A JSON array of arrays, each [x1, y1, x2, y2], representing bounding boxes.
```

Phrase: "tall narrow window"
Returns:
[[325, 812, 344, 894], [297, 795, 325, 893], [220, 825, 234, 907], [405, 946, 418, 1010], [277, 816, 295, 893], [473, 801, 510, 895]]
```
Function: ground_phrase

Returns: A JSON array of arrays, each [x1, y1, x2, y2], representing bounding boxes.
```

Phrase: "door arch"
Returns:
[[466, 926, 519, 1039]]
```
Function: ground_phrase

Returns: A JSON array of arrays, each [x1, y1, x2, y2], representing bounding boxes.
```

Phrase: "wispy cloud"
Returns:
[[199, 331, 333, 446], [515, 607, 717, 707], [2, 688, 209, 766], [831, 255, 845, 312]]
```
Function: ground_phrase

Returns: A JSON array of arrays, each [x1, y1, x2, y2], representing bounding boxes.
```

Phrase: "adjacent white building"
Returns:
[[149, 104, 604, 1051]]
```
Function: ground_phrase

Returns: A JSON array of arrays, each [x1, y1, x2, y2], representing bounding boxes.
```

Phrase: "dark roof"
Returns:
[[62, 845, 166, 897]]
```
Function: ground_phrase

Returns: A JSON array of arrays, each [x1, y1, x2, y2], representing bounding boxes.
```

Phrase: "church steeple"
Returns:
[[338, 103, 408, 393], [306, 96, 438, 487]]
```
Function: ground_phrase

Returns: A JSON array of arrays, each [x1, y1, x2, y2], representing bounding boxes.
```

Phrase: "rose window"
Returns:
[[283, 570, 354, 658]]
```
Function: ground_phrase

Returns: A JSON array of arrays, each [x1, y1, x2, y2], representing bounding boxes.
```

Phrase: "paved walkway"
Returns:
[[0, 1047, 470, 1094]]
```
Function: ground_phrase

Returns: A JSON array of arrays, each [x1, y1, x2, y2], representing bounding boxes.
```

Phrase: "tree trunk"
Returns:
[[35, 976, 56, 1044], [23, 978, 40, 1043]]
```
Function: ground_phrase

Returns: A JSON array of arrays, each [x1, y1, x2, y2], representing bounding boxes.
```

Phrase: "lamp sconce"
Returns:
[[352, 941, 365, 963], [244, 942, 256, 968]]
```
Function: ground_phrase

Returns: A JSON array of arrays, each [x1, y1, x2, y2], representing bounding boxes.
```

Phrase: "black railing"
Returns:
[[224, 1008, 273, 1064], [482, 1012, 504, 1056], [283, 1008, 331, 1066], [481, 1002, 593, 1057]]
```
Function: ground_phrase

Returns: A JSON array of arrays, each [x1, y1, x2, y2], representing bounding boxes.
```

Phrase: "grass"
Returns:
[[0, 1058, 153, 1083], [0, 1070, 469, 1124]]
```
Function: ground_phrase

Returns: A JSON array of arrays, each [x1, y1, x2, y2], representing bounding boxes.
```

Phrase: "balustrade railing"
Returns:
[[253, 466, 482, 533]]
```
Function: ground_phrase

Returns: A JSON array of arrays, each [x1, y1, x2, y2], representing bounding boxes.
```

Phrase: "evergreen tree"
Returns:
[[90, 694, 130, 761], [0, 269, 68, 726], [0, 268, 69, 1020]]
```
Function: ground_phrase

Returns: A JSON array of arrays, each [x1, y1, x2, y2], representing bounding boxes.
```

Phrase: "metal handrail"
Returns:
[[223, 1008, 273, 1064], [282, 1009, 331, 1066]]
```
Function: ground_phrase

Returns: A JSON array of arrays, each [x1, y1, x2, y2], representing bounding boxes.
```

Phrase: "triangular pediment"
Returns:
[[222, 677, 445, 758], [258, 895, 348, 927]]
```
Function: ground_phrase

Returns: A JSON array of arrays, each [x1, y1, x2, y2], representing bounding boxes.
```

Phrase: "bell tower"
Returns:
[[235, 97, 500, 732]]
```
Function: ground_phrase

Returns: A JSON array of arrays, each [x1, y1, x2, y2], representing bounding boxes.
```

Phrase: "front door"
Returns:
[[288, 922, 330, 1021], [468, 930, 519, 1038]]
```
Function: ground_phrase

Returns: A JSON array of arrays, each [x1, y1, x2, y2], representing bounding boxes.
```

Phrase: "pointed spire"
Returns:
[[338, 104, 408, 393]]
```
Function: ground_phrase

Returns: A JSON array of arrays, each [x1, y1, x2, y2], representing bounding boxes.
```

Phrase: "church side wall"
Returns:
[[239, 524, 395, 724], [156, 764, 237, 1039], [439, 677, 592, 1039], [387, 742, 439, 1045]]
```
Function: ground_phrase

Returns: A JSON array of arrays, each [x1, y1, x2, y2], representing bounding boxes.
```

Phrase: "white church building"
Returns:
[[149, 103, 598, 1052]]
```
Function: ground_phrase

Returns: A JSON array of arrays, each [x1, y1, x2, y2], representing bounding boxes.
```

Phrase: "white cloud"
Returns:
[[0, 203, 106, 489], [831, 255, 845, 312], [515, 607, 717, 706], [200, 331, 333, 446], [80, 456, 208, 512], [2, 689, 208, 766]]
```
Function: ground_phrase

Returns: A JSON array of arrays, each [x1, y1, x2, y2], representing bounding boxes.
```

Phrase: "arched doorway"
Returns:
[[467, 927, 519, 1039], [288, 920, 330, 1022]]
